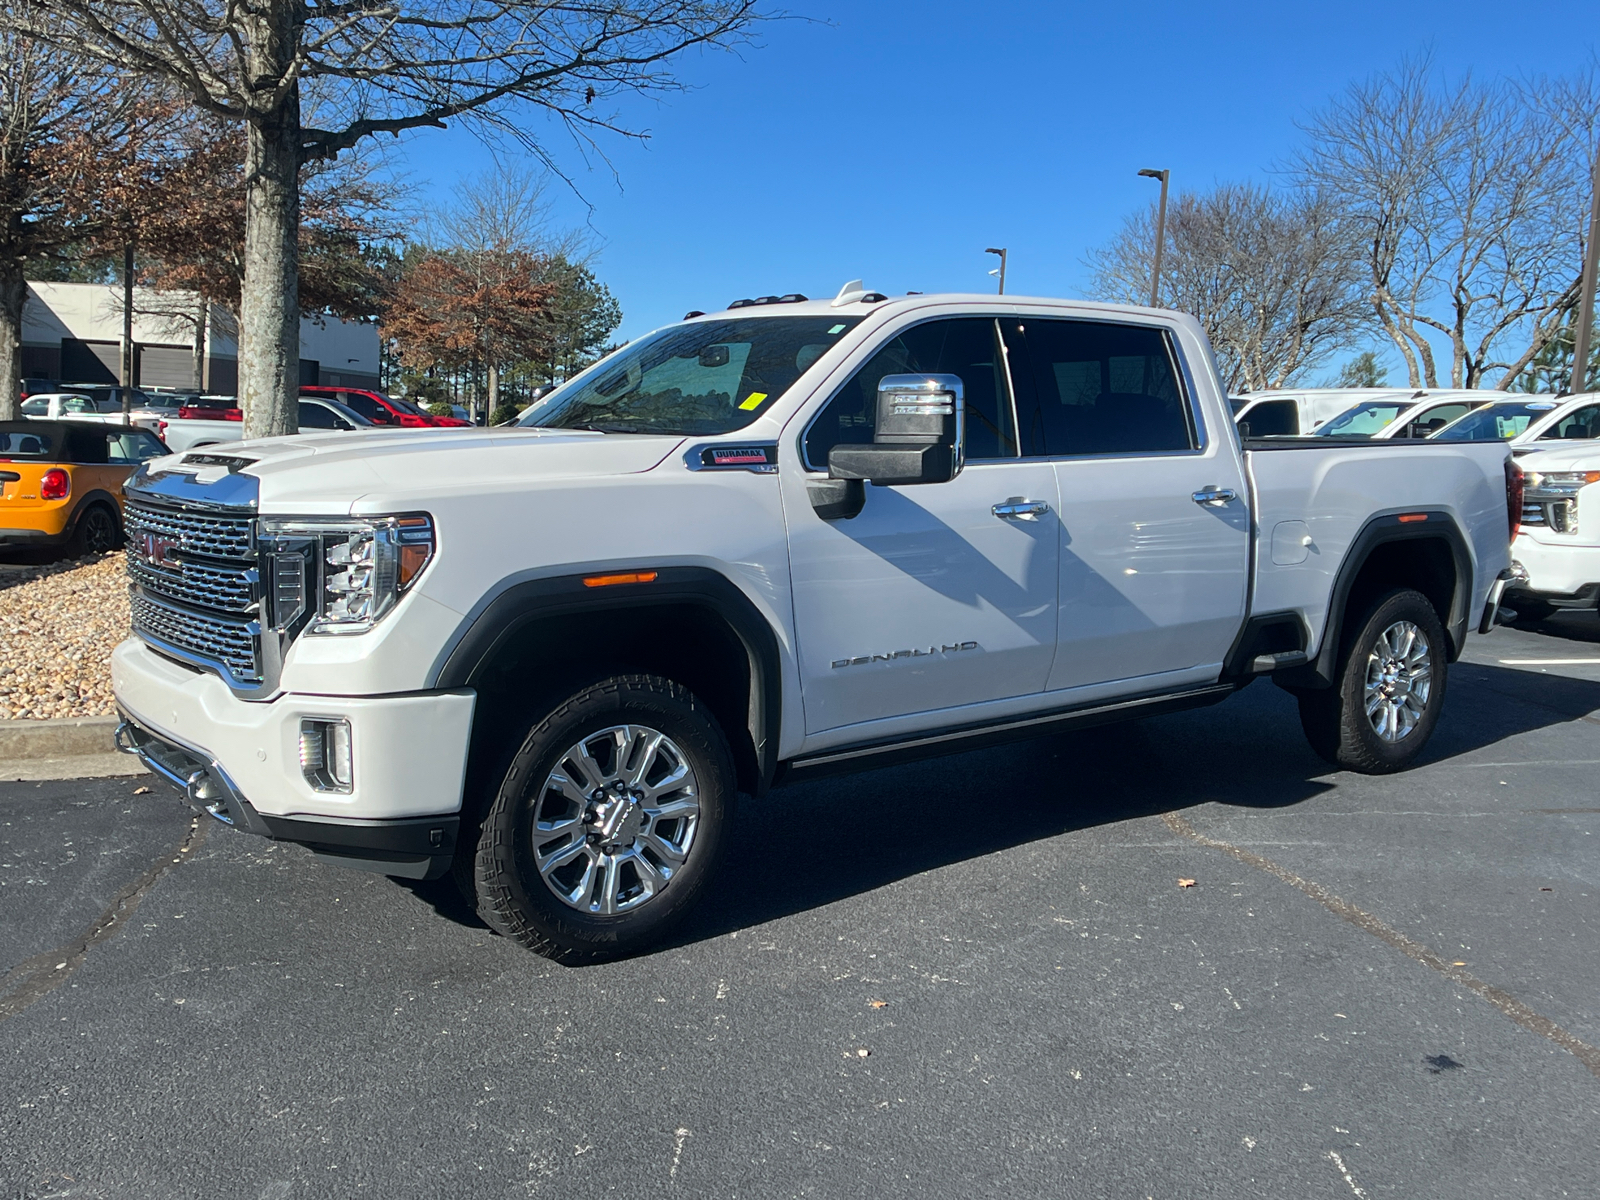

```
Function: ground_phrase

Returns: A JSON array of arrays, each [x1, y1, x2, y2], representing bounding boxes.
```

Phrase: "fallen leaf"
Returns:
[[868, 1000, 888, 1009], [1177, 878, 1196, 888], [133, 787, 151, 795]]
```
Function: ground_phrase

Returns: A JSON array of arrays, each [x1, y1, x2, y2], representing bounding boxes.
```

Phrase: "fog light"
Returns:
[[299, 718, 353, 792]]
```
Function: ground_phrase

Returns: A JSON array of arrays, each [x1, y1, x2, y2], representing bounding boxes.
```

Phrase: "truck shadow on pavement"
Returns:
[[401, 660, 1600, 950], [663, 660, 1600, 950]]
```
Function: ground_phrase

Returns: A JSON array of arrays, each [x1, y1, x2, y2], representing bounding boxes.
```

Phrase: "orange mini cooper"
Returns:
[[0, 421, 169, 556]]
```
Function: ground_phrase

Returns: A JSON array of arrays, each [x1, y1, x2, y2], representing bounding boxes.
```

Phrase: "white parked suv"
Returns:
[[1503, 440, 1600, 619], [113, 286, 1517, 962]]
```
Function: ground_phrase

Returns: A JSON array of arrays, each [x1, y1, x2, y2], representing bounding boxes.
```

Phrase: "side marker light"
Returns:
[[583, 571, 659, 588]]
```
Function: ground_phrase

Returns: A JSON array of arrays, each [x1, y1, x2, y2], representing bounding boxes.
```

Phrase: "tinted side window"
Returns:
[[1009, 320, 1194, 457], [108, 431, 167, 463], [298, 401, 339, 429], [338, 392, 389, 423], [804, 317, 1016, 468], [1241, 400, 1298, 437], [1542, 404, 1600, 440]]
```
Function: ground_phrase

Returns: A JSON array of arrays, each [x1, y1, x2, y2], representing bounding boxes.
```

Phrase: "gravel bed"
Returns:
[[0, 551, 128, 720]]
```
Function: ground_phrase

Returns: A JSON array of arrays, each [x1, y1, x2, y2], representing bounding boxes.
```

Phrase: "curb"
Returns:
[[0, 716, 148, 781]]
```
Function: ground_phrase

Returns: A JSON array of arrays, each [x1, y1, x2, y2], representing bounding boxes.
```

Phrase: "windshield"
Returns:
[[1315, 400, 1408, 437], [1431, 401, 1560, 441], [522, 316, 863, 435]]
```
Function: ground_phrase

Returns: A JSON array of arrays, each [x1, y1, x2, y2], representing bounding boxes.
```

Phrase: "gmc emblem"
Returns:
[[142, 532, 179, 570]]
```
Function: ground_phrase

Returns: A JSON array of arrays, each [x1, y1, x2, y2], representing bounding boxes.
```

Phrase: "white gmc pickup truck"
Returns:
[[112, 289, 1517, 962]]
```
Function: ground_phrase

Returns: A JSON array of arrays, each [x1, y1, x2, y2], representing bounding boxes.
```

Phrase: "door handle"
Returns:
[[992, 498, 1051, 521], [1191, 487, 1237, 507]]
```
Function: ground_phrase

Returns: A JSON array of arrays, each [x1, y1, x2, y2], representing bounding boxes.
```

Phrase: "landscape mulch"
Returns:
[[0, 552, 127, 720]]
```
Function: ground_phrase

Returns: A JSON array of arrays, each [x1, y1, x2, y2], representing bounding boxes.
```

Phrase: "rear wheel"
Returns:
[[472, 674, 734, 963], [1298, 587, 1448, 774], [69, 504, 121, 557]]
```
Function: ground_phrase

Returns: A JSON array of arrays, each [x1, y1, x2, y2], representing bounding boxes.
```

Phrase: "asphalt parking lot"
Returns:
[[2, 616, 1598, 1199]]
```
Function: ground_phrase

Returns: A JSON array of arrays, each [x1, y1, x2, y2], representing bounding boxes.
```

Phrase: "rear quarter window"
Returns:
[[0, 431, 54, 457]]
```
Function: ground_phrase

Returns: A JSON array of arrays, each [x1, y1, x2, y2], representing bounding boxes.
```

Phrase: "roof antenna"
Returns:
[[831, 279, 867, 308]]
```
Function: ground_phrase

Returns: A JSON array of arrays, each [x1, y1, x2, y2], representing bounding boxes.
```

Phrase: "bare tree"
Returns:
[[1088, 182, 1366, 392], [1298, 60, 1600, 389], [0, 17, 149, 418], [7, 1, 763, 437]]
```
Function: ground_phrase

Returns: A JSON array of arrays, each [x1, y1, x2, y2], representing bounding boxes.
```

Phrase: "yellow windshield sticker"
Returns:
[[738, 392, 769, 411]]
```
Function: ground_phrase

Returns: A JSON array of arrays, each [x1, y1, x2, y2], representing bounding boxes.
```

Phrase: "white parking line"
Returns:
[[1497, 658, 1600, 665]]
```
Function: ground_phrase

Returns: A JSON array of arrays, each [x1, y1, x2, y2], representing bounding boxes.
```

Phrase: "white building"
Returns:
[[21, 280, 381, 394]]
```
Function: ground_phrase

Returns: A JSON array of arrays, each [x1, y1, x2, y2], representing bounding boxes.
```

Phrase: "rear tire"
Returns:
[[1298, 587, 1448, 774], [69, 504, 121, 557], [472, 674, 734, 963]]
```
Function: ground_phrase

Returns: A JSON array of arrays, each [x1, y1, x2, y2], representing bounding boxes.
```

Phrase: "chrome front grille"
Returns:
[[130, 592, 261, 684], [125, 493, 263, 687], [128, 554, 256, 613], [125, 501, 254, 560]]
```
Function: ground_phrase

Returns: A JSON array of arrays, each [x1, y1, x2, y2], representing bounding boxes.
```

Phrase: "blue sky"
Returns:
[[391, 0, 1597, 367]]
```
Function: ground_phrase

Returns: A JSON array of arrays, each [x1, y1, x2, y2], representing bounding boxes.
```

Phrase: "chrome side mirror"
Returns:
[[827, 373, 965, 487]]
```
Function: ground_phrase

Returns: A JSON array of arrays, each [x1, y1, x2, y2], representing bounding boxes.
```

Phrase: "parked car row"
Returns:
[[1231, 386, 1600, 626], [4, 385, 475, 556], [0, 421, 169, 555]]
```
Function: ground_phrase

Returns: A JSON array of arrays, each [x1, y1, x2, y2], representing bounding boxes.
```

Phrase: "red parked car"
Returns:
[[299, 386, 471, 428]]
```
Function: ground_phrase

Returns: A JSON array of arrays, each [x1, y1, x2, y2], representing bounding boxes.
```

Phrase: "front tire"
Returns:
[[472, 674, 734, 963], [1298, 587, 1448, 774]]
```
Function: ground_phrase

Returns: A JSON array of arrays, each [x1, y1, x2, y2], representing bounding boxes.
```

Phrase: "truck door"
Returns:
[[1001, 317, 1249, 694], [785, 317, 1060, 735]]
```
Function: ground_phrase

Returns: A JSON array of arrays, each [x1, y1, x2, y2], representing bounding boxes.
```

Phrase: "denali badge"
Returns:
[[832, 641, 978, 668]]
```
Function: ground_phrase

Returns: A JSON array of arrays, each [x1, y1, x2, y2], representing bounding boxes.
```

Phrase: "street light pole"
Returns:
[[1571, 150, 1600, 396], [985, 247, 1007, 295], [1138, 168, 1170, 308]]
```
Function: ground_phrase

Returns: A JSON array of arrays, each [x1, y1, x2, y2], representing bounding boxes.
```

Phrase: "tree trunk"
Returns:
[[0, 257, 23, 421], [121, 243, 135, 418], [240, 51, 302, 438], [488, 359, 499, 418], [193, 296, 208, 391]]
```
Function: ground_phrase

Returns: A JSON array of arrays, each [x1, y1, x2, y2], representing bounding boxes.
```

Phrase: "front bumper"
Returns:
[[116, 712, 458, 879], [1509, 533, 1600, 606], [112, 636, 475, 878]]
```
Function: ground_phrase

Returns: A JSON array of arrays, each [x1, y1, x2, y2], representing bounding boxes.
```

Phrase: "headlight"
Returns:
[[258, 514, 434, 635], [1523, 470, 1600, 495]]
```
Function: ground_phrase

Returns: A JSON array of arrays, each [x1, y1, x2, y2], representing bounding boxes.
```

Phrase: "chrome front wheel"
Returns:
[[472, 674, 734, 963], [532, 724, 701, 915], [1362, 620, 1432, 742]]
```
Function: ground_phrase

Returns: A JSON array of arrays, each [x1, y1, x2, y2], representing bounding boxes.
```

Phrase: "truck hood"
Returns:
[[146, 427, 686, 512], [1511, 440, 1600, 470]]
